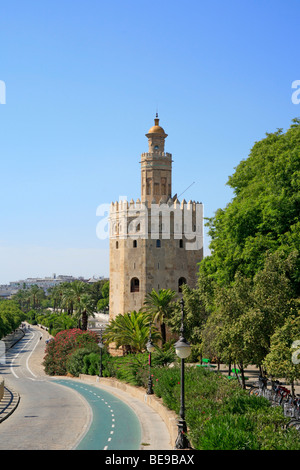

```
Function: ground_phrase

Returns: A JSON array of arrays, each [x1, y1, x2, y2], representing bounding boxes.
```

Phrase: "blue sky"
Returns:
[[0, 0, 299, 284]]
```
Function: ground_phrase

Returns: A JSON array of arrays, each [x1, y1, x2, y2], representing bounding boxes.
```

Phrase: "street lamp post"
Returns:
[[174, 298, 192, 449], [146, 321, 155, 394], [98, 329, 104, 378]]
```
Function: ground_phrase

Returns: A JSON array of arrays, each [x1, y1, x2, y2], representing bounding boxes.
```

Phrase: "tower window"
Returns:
[[161, 177, 166, 195], [178, 277, 187, 293], [116, 241, 119, 249], [130, 277, 140, 293], [179, 239, 183, 248], [133, 240, 137, 248], [146, 178, 152, 195], [156, 239, 161, 248]]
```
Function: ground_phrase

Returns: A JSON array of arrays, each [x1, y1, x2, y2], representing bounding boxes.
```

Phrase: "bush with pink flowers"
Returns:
[[43, 328, 99, 376]]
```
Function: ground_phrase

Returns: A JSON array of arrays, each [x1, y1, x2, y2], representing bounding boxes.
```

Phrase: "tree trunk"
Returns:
[[82, 310, 88, 330], [238, 362, 246, 389], [161, 322, 166, 344]]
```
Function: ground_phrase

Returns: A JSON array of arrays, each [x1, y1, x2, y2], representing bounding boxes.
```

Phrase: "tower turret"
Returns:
[[141, 115, 173, 204]]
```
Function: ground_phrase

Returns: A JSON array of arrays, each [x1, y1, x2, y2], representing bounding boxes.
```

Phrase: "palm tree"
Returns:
[[61, 280, 95, 330], [74, 292, 95, 331], [61, 283, 75, 315], [29, 285, 45, 310], [143, 288, 177, 344], [48, 285, 63, 312], [103, 310, 161, 354], [12, 289, 30, 312]]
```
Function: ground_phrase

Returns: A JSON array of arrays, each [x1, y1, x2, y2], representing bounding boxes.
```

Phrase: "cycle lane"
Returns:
[[54, 379, 142, 450]]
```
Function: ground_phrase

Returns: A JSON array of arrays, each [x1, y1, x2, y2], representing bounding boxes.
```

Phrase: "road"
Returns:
[[0, 326, 144, 450]]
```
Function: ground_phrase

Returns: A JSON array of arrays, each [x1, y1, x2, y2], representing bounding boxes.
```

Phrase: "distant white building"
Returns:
[[0, 274, 106, 297]]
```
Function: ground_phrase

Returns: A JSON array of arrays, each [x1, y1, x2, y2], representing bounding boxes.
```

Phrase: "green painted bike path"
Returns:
[[55, 379, 141, 450]]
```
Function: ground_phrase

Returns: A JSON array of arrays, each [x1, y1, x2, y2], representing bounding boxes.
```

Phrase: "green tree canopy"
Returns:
[[263, 313, 300, 395], [0, 300, 26, 338], [201, 119, 300, 292]]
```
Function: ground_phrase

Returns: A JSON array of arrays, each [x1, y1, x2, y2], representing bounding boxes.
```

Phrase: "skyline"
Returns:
[[1, 1, 300, 284]]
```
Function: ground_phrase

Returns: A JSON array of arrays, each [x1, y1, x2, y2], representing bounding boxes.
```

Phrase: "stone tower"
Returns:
[[109, 116, 203, 320]]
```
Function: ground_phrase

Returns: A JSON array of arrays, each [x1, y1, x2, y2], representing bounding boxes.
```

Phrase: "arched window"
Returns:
[[156, 239, 161, 248], [133, 240, 137, 248], [178, 277, 187, 293], [130, 277, 140, 293], [179, 239, 183, 248], [116, 241, 119, 249]]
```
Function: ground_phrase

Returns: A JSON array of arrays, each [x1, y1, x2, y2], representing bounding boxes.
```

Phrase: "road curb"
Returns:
[[0, 386, 20, 423]]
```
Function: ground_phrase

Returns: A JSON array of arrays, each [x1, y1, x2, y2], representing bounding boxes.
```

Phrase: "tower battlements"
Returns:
[[110, 197, 202, 212], [109, 197, 203, 245]]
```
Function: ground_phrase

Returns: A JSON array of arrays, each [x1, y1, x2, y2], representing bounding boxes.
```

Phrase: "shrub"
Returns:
[[103, 357, 300, 450], [107, 353, 149, 386], [83, 350, 111, 376], [198, 413, 259, 450], [43, 328, 99, 375], [83, 352, 100, 376], [67, 347, 98, 377]]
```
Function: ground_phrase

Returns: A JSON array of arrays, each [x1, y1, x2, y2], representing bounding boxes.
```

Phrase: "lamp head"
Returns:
[[146, 340, 155, 353], [174, 337, 191, 359]]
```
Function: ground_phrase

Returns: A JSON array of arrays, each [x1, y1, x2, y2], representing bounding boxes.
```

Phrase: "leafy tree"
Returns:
[[89, 279, 109, 307], [201, 251, 298, 386], [96, 280, 109, 312], [36, 311, 77, 336], [201, 119, 300, 292], [0, 300, 26, 338], [168, 283, 209, 360], [263, 313, 300, 396]]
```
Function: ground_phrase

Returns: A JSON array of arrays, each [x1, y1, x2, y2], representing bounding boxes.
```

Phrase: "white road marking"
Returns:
[[25, 333, 41, 378], [10, 332, 35, 378]]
